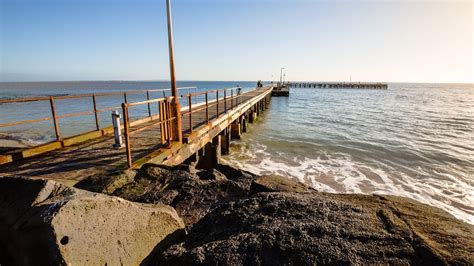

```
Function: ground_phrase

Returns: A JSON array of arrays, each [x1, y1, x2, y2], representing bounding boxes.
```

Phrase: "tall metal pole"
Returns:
[[166, 0, 182, 143], [280, 67, 285, 84]]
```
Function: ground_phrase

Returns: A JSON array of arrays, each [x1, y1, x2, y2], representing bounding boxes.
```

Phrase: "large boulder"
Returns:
[[0, 177, 185, 265], [157, 192, 474, 265]]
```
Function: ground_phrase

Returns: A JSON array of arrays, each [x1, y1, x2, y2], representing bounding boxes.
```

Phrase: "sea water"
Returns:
[[222, 83, 474, 225], [1, 81, 473, 224]]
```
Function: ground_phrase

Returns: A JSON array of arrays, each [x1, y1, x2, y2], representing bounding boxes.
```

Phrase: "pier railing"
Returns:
[[0, 87, 196, 164], [121, 86, 243, 168], [181, 87, 242, 133], [0, 87, 196, 142]]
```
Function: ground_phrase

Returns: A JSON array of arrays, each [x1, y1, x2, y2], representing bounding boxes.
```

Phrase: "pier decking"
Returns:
[[0, 86, 273, 185]]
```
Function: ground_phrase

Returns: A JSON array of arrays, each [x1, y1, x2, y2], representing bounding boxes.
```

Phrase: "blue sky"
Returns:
[[0, 0, 472, 83]]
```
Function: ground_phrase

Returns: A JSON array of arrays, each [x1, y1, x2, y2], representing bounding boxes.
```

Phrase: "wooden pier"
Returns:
[[0, 86, 273, 185], [289, 82, 388, 89]]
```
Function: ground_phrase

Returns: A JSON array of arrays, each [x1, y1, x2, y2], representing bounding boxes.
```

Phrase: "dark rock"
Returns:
[[112, 164, 255, 228], [157, 192, 474, 265], [215, 164, 255, 180], [250, 174, 313, 194], [197, 169, 227, 181], [0, 177, 185, 266]]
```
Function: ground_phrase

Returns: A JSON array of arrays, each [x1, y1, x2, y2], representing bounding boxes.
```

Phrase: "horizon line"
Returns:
[[0, 79, 473, 85]]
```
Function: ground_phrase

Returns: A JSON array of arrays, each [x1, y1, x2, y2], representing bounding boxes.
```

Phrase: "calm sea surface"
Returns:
[[1, 81, 473, 224]]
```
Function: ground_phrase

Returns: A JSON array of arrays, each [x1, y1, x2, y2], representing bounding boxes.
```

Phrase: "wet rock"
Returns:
[[157, 192, 474, 265], [250, 174, 313, 194], [0, 177, 185, 266]]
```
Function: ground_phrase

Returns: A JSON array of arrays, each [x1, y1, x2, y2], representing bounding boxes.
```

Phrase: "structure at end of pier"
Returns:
[[271, 82, 290, 97]]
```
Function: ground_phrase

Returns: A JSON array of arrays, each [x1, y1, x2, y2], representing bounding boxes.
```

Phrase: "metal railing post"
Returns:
[[188, 94, 192, 132], [165, 97, 172, 143], [231, 89, 234, 108], [49, 96, 61, 141], [122, 103, 132, 168], [146, 90, 151, 117], [205, 92, 209, 123], [216, 91, 219, 118], [124, 92, 128, 103], [224, 89, 227, 112], [92, 94, 100, 130], [238, 87, 242, 105], [159, 101, 165, 145]]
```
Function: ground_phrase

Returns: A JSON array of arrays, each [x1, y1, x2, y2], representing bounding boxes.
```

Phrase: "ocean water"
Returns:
[[1, 81, 473, 224], [222, 83, 474, 225]]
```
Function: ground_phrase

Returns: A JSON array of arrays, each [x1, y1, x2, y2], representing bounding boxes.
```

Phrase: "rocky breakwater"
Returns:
[[1, 163, 473, 265], [0, 177, 185, 265], [77, 163, 473, 265]]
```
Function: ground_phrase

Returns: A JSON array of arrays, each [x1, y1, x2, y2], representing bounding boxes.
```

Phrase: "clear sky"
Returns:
[[0, 0, 472, 83]]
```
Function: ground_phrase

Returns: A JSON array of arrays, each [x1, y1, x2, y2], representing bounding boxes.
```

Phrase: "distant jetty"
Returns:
[[289, 82, 388, 89]]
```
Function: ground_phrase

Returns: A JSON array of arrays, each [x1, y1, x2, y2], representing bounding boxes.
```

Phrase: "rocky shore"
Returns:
[[1, 163, 473, 265]]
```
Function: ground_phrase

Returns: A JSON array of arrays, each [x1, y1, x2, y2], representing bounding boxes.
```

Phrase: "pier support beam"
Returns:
[[241, 116, 248, 133], [196, 135, 221, 169], [220, 127, 231, 155], [249, 109, 257, 123], [231, 122, 241, 140]]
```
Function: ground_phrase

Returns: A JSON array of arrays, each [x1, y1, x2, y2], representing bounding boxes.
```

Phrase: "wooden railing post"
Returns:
[[231, 89, 234, 108], [205, 92, 209, 123], [122, 103, 132, 168], [92, 94, 100, 130], [49, 96, 61, 141]]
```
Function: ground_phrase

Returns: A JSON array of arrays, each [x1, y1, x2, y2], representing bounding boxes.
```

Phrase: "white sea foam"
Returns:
[[222, 141, 474, 225]]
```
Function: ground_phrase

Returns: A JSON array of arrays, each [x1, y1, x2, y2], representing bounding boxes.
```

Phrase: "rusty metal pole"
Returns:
[[92, 94, 100, 130], [224, 89, 227, 113], [49, 96, 61, 141], [205, 92, 209, 123], [146, 90, 151, 117], [216, 91, 219, 118], [122, 103, 132, 168], [166, 0, 182, 143], [188, 94, 192, 132]]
